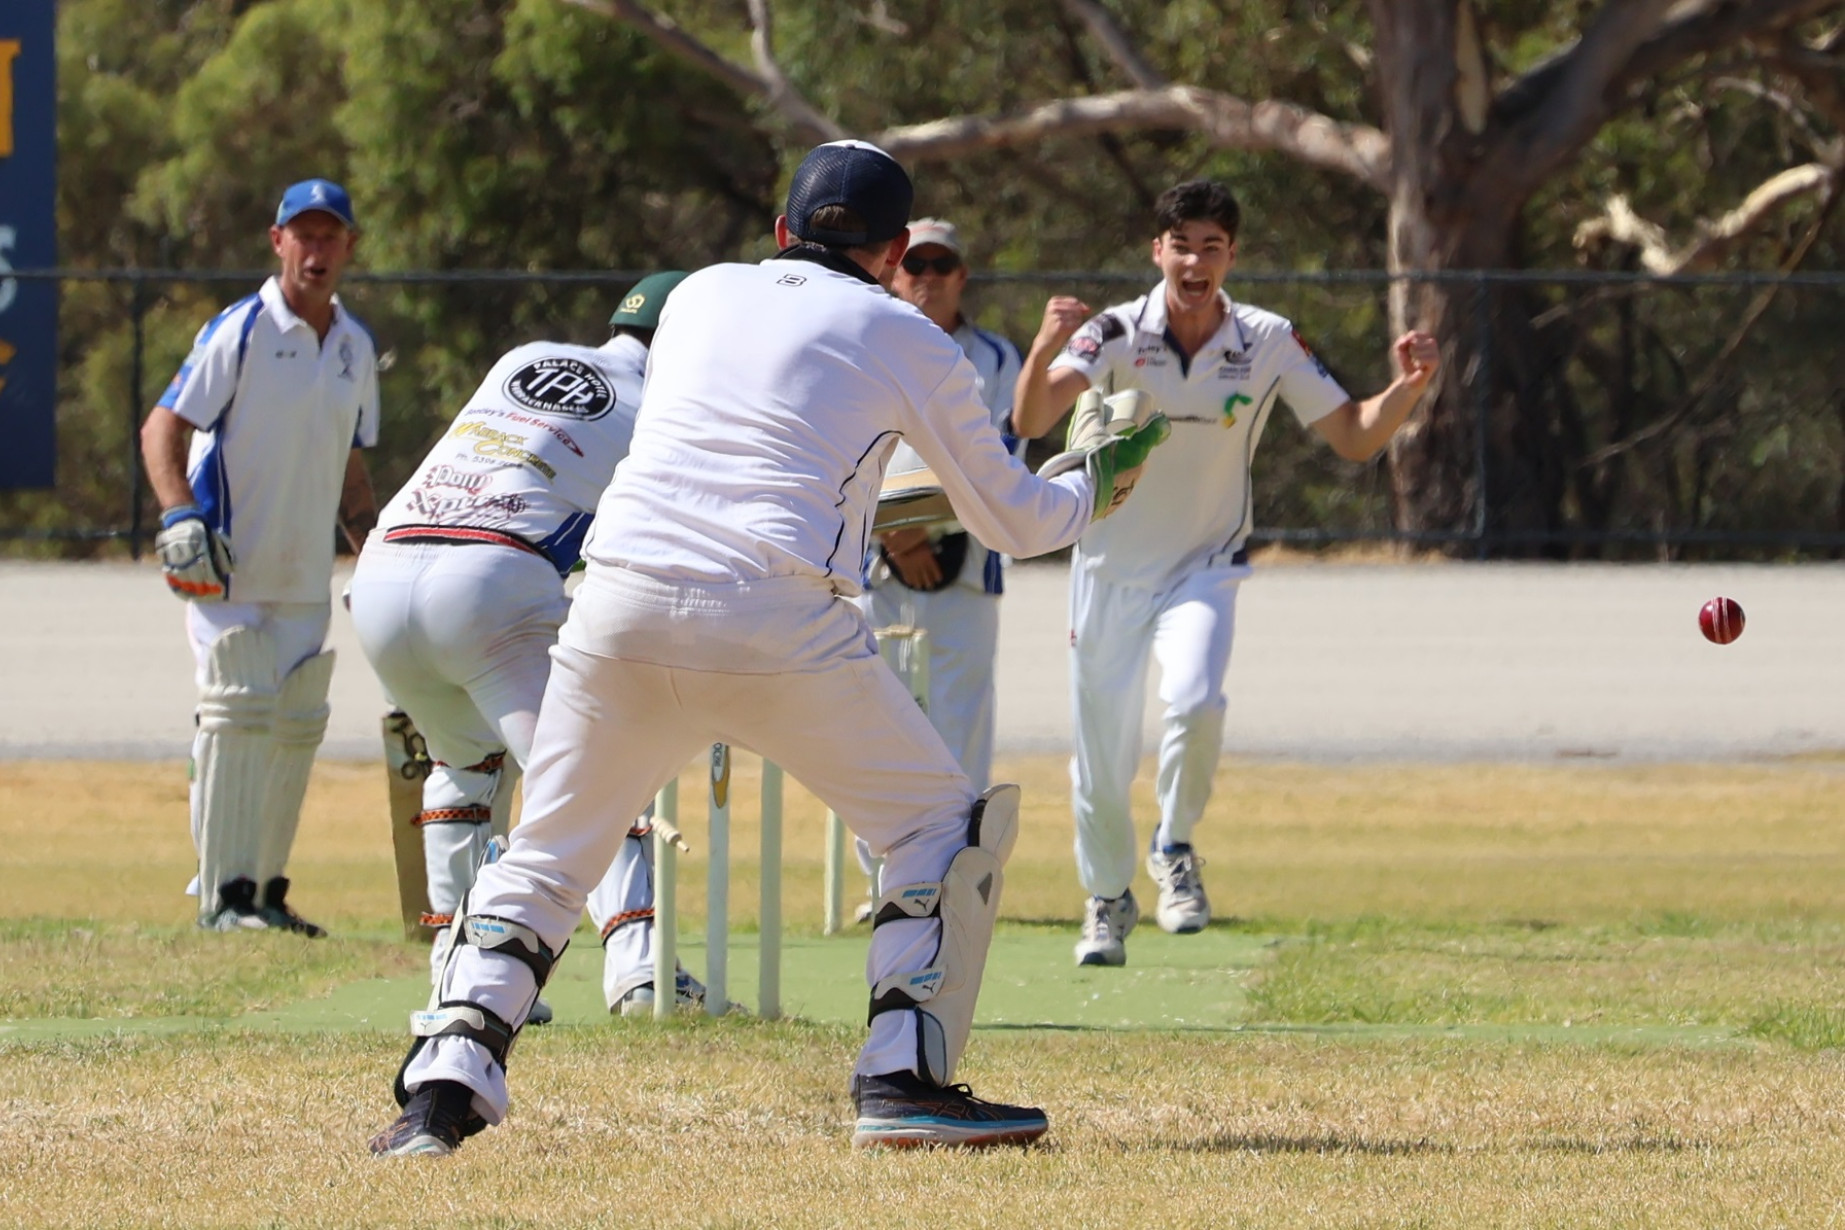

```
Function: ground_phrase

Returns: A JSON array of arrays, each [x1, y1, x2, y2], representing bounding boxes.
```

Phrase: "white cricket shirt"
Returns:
[[1050, 282, 1350, 591], [874, 317, 1023, 594], [159, 277, 380, 603], [585, 254, 1092, 595], [375, 335, 647, 573]]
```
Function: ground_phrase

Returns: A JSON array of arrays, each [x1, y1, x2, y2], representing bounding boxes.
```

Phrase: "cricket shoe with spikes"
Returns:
[[1072, 888, 1139, 966], [369, 1080, 486, 1158], [1146, 843, 1211, 934], [851, 1071, 1048, 1149]]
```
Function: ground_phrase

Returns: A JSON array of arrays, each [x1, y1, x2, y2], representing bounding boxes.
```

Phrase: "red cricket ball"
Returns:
[[1699, 596, 1745, 645]]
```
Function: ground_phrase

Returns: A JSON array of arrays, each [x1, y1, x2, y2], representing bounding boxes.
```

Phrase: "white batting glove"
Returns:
[[154, 505, 234, 601]]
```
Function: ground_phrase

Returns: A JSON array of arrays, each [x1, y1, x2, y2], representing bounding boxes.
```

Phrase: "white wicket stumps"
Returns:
[[648, 626, 929, 1018]]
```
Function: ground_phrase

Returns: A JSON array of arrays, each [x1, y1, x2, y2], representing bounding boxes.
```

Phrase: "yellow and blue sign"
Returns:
[[0, 0, 56, 489]]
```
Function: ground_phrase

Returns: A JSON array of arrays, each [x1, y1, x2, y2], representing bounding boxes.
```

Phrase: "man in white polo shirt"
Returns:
[[368, 140, 1168, 1157], [1014, 180, 1439, 967], [867, 218, 1023, 793], [139, 178, 380, 937]]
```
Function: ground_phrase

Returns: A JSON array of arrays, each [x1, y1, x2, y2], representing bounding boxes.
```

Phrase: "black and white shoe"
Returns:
[[260, 876, 327, 938], [200, 877, 269, 932], [368, 1080, 485, 1158], [851, 1070, 1048, 1149]]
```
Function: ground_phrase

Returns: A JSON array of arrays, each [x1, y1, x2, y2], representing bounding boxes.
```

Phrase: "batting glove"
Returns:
[[1038, 389, 1171, 521], [154, 504, 234, 601]]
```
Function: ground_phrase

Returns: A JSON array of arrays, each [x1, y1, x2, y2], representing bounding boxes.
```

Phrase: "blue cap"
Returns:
[[785, 141, 912, 247], [275, 179, 357, 229]]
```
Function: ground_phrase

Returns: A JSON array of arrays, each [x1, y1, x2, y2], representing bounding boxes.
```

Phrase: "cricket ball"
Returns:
[[1698, 596, 1745, 645]]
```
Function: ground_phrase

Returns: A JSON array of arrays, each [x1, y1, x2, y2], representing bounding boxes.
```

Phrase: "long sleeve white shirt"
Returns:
[[585, 255, 1092, 595]]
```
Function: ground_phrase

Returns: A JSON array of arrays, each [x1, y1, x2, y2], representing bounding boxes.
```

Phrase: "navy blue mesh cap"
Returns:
[[785, 140, 914, 246]]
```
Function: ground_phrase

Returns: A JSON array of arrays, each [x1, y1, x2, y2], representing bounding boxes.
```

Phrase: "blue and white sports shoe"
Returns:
[[851, 1071, 1048, 1149], [615, 968, 709, 1017]]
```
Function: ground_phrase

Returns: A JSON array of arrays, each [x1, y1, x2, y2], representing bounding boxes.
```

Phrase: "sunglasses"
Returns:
[[901, 253, 962, 276]]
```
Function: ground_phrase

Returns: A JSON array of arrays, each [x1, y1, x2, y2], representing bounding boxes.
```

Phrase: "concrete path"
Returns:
[[3, 559, 1841, 760]]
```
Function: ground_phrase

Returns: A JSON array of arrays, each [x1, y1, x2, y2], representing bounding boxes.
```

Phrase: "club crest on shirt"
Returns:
[[1218, 347, 1253, 380], [1066, 335, 1102, 362], [503, 356, 617, 421]]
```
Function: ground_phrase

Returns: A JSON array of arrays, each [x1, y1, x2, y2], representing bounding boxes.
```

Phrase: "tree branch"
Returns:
[[1575, 164, 1835, 273], [559, 0, 772, 111], [745, 0, 848, 143], [1580, 173, 1841, 467], [1058, 0, 1167, 89], [1488, 0, 1842, 195], [564, 0, 1389, 186], [873, 86, 1390, 186]]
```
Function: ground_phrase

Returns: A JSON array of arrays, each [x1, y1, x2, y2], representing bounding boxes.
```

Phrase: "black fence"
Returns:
[[3, 267, 1842, 560]]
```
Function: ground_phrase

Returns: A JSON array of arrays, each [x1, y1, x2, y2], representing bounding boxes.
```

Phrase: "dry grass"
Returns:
[[8, 756, 1845, 1226], [5, 1029, 1845, 1228]]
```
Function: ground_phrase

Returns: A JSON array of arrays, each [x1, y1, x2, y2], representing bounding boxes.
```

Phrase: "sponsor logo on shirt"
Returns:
[[776, 274, 807, 287], [504, 356, 617, 421], [338, 338, 356, 381], [1218, 348, 1253, 379], [1133, 340, 1167, 369], [448, 421, 558, 479]]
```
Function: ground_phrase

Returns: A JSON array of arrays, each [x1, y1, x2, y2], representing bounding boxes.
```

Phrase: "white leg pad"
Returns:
[[867, 784, 1019, 1085], [417, 752, 505, 941], [194, 626, 279, 914], [255, 649, 335, 883], [591, 822, 658, 1007]]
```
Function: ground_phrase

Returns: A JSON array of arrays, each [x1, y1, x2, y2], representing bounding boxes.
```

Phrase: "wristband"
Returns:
[[161, 504, 205, 529]]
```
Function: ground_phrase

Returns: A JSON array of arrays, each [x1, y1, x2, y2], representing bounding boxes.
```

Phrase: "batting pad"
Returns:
[[194, 626, 279, 913], [255, 649, 335, 883], [867, 784, 1020, 1085]]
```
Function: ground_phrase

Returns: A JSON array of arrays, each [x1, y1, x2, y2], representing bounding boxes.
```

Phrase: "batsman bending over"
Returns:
[[369, 140, 1168, 1155]]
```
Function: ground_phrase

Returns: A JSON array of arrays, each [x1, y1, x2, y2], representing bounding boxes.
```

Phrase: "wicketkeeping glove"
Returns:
[[155, 504, 234, 601], [1037, 389, 1171, 521]]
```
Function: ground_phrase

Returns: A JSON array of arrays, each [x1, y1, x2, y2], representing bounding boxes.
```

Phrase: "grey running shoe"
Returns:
[[200, 877, 269, 932], [259, 876, 327, 938], [1146, 844, 1211, 934], [852, 1071, 1048, 1149], [1073, 889, 1139, 966], [369, 1080, 484, 1158], [615, 968, 709, 1017], [526, 997, 554, 1026]]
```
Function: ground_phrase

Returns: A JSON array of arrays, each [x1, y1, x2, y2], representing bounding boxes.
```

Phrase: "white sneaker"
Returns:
[[1147, 844, 1211, 934], [614, 968, 708, 1017], [1073, 889, 1140, 966]]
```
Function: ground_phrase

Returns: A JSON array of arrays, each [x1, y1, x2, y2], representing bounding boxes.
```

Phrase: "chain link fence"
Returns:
[[3, 267, 1841, 560]]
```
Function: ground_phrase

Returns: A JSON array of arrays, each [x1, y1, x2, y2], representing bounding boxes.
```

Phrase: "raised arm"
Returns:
[[1310, 331, 1440, 462], [1012, 296, 1095, 439]]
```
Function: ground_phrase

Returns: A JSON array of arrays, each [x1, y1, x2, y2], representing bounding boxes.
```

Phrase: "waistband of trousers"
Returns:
[[578, 562, 842, 613]]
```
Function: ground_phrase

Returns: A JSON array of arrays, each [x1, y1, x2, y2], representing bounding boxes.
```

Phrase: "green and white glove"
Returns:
[[1038, 389, 1171, 521]]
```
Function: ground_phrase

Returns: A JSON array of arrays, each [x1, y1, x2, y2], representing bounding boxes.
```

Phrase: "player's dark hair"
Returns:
[[1153, 180, 1240, 242], [802, 205, 890, 258]]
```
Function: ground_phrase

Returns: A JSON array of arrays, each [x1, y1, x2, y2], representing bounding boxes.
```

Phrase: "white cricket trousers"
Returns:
[[1069, 562, 1248, 898], [863, 581, 1000, 792], [347, 542, 646, 979], [405, 565, 976, 1122]]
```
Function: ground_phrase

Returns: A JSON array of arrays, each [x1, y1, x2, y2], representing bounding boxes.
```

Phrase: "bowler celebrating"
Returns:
[[1014, 180, 1438, 967]]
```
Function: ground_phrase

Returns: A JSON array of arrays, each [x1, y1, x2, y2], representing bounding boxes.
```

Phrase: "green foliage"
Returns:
[[8, 0, 1842, 555]]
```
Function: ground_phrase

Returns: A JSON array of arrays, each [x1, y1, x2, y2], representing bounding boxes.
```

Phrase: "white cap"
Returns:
[[906, 218, 963, 256]]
